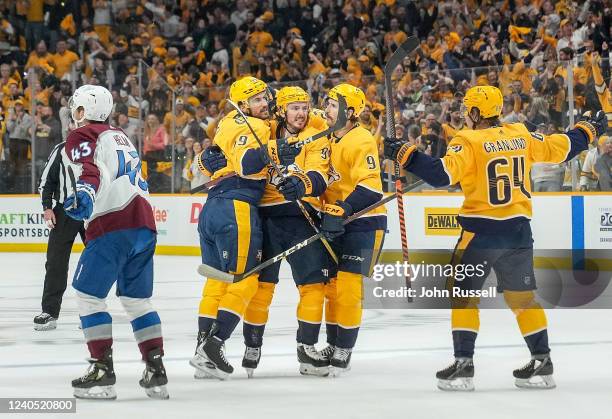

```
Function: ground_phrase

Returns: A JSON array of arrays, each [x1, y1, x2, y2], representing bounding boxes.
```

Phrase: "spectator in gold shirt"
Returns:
[[248, 18, 273, 55], [25, 40, 54, 73], [52, 40, 79, 79], [163, 97, 192, 138]]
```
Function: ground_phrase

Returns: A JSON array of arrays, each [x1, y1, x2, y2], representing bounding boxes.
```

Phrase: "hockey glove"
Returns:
[[196, 145, 227, 177], [383, 137, 417, 167], [321, 200, 353, 241], [278, 171, 313, 201], [268, 137, 302, 167], [575, 110, 607, 144], [64, 182, 96, 221]]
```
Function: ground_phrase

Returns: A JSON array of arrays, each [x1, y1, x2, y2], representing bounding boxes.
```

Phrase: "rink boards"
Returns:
[[0, 192, 609, 256]]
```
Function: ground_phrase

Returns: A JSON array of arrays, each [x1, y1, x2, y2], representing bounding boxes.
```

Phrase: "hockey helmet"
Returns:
[[229, 76, 268, 103], [69, 84, 113, 123], [327, 83, 366, 117], [463, 85, 503, 119], [276, 86, 310, 114]]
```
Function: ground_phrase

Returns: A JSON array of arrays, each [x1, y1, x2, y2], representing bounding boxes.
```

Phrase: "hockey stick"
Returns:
[[226, 98, 346, 264], [383, 36, 419, 298], [198, 192, 398, 283], [189, 171, 237, 194], [288, 105, 347, 149], [67, 166, 78, 209]]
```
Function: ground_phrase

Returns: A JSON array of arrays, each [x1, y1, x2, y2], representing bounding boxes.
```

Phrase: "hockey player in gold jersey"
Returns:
[[190, 77, 300, 380], [320, 84, 387, 375], [240, 86, 333, 377], [384, 85, 606, 391]]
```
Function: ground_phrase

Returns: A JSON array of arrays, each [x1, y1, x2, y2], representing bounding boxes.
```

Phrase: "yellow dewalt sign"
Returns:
[[424, 207, 461, 236]]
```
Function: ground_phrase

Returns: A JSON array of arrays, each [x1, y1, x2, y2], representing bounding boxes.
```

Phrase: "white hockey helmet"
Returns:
[[69, 85, 113, 124]]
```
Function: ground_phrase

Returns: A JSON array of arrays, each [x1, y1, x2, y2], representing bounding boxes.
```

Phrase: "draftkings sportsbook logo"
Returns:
[[424, 207, 460, 236], [0, 212, 49, 238]]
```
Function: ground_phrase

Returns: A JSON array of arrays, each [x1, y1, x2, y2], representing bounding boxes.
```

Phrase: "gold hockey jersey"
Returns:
[[404, 122, 589, 232], [323, 125, 386, 231]]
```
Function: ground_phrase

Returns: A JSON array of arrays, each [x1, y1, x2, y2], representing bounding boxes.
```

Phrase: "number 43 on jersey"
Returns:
[[116, 150, 148, 191]]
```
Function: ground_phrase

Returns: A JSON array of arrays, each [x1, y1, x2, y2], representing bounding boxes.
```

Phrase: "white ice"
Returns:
[[1, 253, 611, 419]]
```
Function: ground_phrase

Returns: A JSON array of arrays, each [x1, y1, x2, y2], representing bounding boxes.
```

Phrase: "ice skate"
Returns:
[[436, 358, 475, 392], [190, 335, 233, 380], [242, 346, 261, 378], [329, 347, 352, 377], [320, 344, 335, 362], [513, 355, 556, 389], [72, 348, 117, 400], [191, 331, 215, 379], [33, 312, 57, 331], [297, 343, 329, 377], [139, 348, 169, 399]]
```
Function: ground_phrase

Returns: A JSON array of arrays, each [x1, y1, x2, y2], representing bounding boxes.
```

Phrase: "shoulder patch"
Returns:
[[233, 114, 246, 125], [530, 132, 544, 142], [448, 144, 463, 153]]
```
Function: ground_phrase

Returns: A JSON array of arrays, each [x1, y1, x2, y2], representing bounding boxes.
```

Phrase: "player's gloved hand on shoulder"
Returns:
[[383, 137, 416, 167], [64, 182, 96, 221], [269, 137, 301, 166], [278, 171, 313, 201], [198, 145, 227, 176], [321, 200, 353, 240], [575, 110, 607, 144]]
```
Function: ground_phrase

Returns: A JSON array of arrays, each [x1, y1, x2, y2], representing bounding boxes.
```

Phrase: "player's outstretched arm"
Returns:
[[384, 135, 472, 188], [531, 110, 607, 164]]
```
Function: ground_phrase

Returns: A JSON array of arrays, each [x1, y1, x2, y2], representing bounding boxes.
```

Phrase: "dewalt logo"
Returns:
[[424, 207, 460, 236]]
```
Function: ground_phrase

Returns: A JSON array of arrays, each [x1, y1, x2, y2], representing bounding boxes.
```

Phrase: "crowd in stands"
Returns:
[[0, 0, 610, 194]]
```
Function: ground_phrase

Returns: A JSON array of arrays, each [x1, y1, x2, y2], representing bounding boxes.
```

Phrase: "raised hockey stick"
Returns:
[[383, 36, 419, 298], [198, 192, 398, 283], [67, 166, 78, 209], [189, 171, 237, 194], [226, 98, 347, 264]]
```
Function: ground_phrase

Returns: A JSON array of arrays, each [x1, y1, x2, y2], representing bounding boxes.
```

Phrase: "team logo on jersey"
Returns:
[[448, 145, 463, 153], [327, 163, 341, 185], [234, 114, 247, 125], [268, 163, 300, 187]]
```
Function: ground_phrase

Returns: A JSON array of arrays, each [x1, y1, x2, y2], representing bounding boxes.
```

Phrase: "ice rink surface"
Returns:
[[1, 253, 611, 419]]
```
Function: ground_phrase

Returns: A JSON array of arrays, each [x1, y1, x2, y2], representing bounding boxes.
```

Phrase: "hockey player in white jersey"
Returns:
[[63, 85, 168, 400]]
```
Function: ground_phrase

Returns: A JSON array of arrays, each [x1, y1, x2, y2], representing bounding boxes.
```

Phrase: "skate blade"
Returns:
[[74, 385, 117, 400], [189, 359, 230, 381], [34, 321, 57, 331], [515, 375, 556, 390], [329, 365, 350, 378], [437, 377, 475, 392], [299, 363, 329, 377], [145, 385, 169, 400], [194, 369, 215, 379]]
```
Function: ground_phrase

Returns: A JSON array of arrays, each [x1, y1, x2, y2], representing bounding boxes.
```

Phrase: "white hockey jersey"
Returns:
[[63, 124, 156, 241]]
